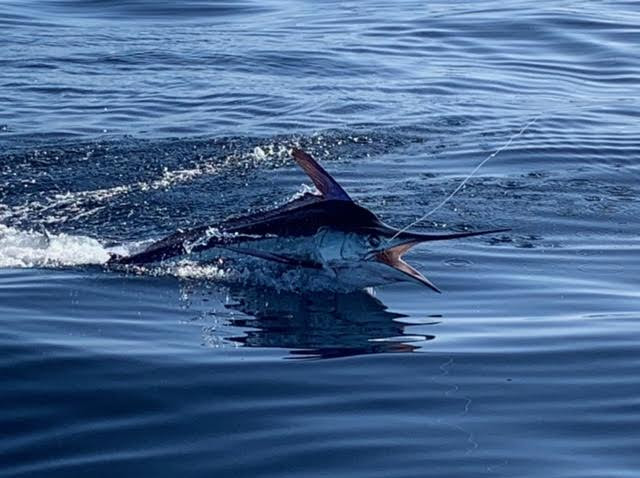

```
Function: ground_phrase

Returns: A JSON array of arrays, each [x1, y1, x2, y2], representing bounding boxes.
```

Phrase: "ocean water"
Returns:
[[1, 0, 639, 476]]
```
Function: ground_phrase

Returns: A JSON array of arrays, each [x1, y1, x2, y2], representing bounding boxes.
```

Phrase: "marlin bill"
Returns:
[[109, 149, 507, 292]]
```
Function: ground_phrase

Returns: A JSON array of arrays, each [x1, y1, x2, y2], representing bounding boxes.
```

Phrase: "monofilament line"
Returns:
[[389, 115, 540, 241]]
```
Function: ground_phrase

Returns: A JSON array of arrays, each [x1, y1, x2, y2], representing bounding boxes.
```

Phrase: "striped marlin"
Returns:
[[110, 149, 507, 292]]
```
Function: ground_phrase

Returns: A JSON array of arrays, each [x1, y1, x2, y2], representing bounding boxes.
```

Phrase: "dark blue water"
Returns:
[[2, 1, 640, 476]]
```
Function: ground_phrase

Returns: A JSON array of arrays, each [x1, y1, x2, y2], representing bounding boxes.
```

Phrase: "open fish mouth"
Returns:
[[368, 240, 439, 292]]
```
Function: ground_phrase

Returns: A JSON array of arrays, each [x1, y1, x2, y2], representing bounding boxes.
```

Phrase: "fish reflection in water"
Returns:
[[214, 286, 437, 359]]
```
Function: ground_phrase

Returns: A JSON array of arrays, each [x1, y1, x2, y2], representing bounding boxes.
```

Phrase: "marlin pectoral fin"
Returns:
[[222, 246, 323, 269], [291, 148, 351, 201]]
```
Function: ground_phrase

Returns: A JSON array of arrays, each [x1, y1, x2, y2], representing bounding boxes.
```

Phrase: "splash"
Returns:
[[170, 261, 228, 280], [0, 224, 111, 268], [289, 183, 320, 200]]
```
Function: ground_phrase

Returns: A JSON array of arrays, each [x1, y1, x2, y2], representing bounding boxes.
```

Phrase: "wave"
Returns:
[[17, 0, 273, 22]]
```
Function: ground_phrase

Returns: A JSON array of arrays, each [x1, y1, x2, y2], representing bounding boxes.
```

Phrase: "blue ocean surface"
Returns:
[[1, 0, 639, 476]]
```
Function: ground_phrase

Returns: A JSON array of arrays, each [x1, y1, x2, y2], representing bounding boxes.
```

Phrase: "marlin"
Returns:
[[110, 149, 507, 292]]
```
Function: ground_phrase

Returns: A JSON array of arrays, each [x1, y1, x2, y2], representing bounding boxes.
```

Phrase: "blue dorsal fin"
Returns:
[[291, 148, 352, 201]]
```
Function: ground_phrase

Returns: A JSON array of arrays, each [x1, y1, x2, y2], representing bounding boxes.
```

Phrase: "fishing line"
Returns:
[[389, 115, 540, 241]]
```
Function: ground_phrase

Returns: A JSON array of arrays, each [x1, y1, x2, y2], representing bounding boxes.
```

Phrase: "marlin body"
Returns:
[[111, 149, 506, 292]]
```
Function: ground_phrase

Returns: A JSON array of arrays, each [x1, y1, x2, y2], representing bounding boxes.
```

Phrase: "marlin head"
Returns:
[[291, 147, 508, 292], [349, 223, 509, 293]]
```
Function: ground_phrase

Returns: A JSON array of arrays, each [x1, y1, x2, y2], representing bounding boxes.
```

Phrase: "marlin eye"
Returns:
[[368, 236, 381, 247]]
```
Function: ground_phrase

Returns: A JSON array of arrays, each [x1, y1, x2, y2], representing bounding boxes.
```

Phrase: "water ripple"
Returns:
[[3, 1, 640, 477]]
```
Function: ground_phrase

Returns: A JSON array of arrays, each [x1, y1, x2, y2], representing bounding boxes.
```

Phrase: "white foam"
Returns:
[[289, 183, 320, 200], [0, 224, 110, 268], [171, 260, 228, 280], [252, 144, 291, 163]]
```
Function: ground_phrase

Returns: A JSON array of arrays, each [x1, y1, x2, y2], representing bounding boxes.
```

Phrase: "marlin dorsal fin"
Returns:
[[291, 148, 351, 201]]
